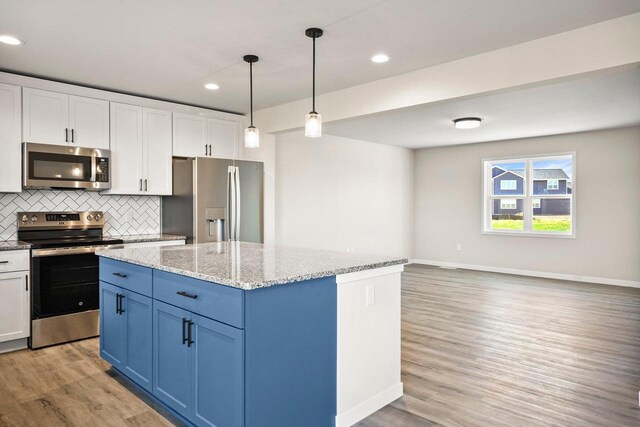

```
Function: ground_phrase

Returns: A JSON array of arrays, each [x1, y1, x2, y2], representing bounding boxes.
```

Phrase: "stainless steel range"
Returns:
[[17, 211, 123, 349]]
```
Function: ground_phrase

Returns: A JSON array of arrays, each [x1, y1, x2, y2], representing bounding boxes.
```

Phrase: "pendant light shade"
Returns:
[[305, 28, 323, 138], [245, 126, 260, 148], [244, 54, 259, 148]]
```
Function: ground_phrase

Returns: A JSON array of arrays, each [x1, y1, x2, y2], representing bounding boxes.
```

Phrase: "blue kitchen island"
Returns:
[[97, 242, 407, 427]]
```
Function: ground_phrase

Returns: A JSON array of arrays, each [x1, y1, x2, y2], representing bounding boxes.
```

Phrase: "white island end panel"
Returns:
[[335, 264, 404, 427]]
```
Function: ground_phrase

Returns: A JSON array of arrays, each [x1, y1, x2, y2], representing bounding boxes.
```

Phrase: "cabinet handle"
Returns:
[[139, 179, 143, 191], [176, 291, 198, 299], [207, 144, 211, 156], [71, 128, 75, 143], [25, 274, 28, 291], [204, 144, 208, 156], [112, 272, 128, 279], [119, 294, 126, 314], [0, 260, 8, 264], [187, 320, 194, 347], [182, 318, 188, 345], [144, 179, 148, 191], [65, 128, 69, 142], [115, 293, 121, 314]]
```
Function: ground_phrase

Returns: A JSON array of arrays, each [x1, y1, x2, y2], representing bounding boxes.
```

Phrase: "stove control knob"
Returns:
[[94, 213, 102, 221], [21, 214, 28, 223], [87, 214, 94, 221], [30, 215, 38, 223]]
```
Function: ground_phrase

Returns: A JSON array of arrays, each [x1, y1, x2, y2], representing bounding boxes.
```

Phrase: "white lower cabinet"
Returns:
[[0, 251, 30, 344], [107, 103, 172, 195]]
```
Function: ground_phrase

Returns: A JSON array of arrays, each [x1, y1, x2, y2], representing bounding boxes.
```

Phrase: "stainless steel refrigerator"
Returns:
[[162, 157, 264, 244]]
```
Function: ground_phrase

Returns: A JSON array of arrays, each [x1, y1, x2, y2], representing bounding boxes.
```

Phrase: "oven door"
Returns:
[[23, 143, 111, 190], [31, 245, 123, 318]]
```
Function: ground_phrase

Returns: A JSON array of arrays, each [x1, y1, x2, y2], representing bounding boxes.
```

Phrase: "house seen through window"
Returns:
[[483, 154, 574, 235]]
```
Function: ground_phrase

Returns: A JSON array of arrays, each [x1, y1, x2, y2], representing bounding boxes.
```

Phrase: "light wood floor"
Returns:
[[1, 264, 639, 426]]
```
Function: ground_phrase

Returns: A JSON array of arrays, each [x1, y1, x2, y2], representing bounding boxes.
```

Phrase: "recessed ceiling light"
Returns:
[[0, 35, 22, 45], [371, 54, 389, 63], [453, 117, 482, 129], [204, 83, 220, 90]]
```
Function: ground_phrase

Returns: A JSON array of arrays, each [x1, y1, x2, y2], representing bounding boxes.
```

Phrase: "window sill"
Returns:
[[481, 230, 575, 239]]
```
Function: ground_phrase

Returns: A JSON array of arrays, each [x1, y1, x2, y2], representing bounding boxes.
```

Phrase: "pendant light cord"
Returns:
[[312, 35, 316, 113], [249, 61, 254, 126]]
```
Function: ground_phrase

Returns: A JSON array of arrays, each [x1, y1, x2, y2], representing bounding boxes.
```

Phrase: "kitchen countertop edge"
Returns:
[[96, 250, 408, 291]]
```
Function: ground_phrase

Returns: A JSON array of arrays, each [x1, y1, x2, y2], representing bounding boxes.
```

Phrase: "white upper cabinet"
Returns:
[[69, 95, 110, 149], [208, 117, 238, 159], [173, 112, 207, 158], [23, 88, 69, 145], [173, 112, 240, 159], [23, 88, 109, 149], [108, 103, 172, 196], [108, 102, 144, 195], [143, 108, 172, 195], [0, 83, 22, 193]]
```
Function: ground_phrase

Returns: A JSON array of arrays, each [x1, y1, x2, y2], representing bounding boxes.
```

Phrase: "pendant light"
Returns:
[[305, 28, 323, 138], [244, 54, 260, 148]]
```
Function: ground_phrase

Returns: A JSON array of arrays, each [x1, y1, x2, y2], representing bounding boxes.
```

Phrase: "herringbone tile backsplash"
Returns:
[[0, 190, 160, 240]]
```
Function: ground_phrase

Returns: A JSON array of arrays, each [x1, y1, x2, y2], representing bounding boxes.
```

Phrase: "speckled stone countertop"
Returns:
[[97, 242, 407, 290], [0, 240, 31, 251], [109, 234, 187, 244]]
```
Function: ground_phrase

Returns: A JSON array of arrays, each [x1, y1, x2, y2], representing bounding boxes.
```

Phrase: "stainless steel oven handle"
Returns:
[[32, 244, 125, 257]]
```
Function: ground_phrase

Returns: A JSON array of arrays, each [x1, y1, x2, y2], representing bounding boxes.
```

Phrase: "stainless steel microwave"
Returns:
[[23, 143, 111, 191]]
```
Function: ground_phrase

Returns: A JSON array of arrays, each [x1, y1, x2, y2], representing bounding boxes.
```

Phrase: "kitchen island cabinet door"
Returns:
[[153, 300, 192, 419], [122, 289, 153, 392], [192, 313, 244, 427], [100, 282, 125, 370]]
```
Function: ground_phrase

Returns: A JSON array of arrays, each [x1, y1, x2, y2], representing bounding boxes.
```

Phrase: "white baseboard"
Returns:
[[335, 382, 403, 427], [0, 338, 28, 354], [409, 259, 640, 289]]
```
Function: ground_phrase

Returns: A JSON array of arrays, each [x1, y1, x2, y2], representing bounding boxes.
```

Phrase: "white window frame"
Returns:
[[547, 179, 559, 190], [500, 180, 517, 190], [532, 198, 541, 209], [482, 153, 575, 238]]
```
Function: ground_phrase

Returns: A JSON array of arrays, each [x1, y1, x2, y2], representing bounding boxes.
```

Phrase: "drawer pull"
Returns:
[[177, 291, 198, 299], [0, 260, 8, 264], [112, 272, 128, 279]]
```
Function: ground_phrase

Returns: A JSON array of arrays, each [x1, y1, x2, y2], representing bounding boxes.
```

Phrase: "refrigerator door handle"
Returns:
[[228, 165, 236, 241], [234, 166, 241, 241]]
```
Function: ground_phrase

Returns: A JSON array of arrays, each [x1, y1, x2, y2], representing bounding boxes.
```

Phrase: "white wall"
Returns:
[[275, 132, 414, 258], [413, 126, 640, 283]]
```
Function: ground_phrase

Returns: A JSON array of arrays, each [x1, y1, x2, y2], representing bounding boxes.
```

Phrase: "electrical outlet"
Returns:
[[366, 285, 375, 307], [456, 243, 462, 251]]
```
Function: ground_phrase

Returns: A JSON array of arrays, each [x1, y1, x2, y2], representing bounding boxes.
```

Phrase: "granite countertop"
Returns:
[[109, 234, 187, 244], [0, 240, 32, 251], [97, 242, 407, 290]]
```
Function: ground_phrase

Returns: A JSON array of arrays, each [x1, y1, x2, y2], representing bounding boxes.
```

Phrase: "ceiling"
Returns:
[[1, 0, 639, 113], [322, 66, 640, 148]]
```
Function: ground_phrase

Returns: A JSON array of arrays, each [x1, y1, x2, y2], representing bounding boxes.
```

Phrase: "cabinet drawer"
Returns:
[[0, 250, 29, 273], [99, 258, 152, 297], [153, 270, 244, 329]]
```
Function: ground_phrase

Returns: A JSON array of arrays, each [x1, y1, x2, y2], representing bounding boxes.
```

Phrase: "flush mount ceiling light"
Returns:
[[203, 82, 220, 90], [371, 54, 389, 63], [0, 35, 22, 45], [305, 27, 323, 138], [453, 117, 482, 129], [244, 54, 260, 148]]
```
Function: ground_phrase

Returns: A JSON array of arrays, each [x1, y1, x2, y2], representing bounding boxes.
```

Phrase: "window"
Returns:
[[500, 199, 517, 209], [484, 154, 574, 236], [500, 180, 517, 190]]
